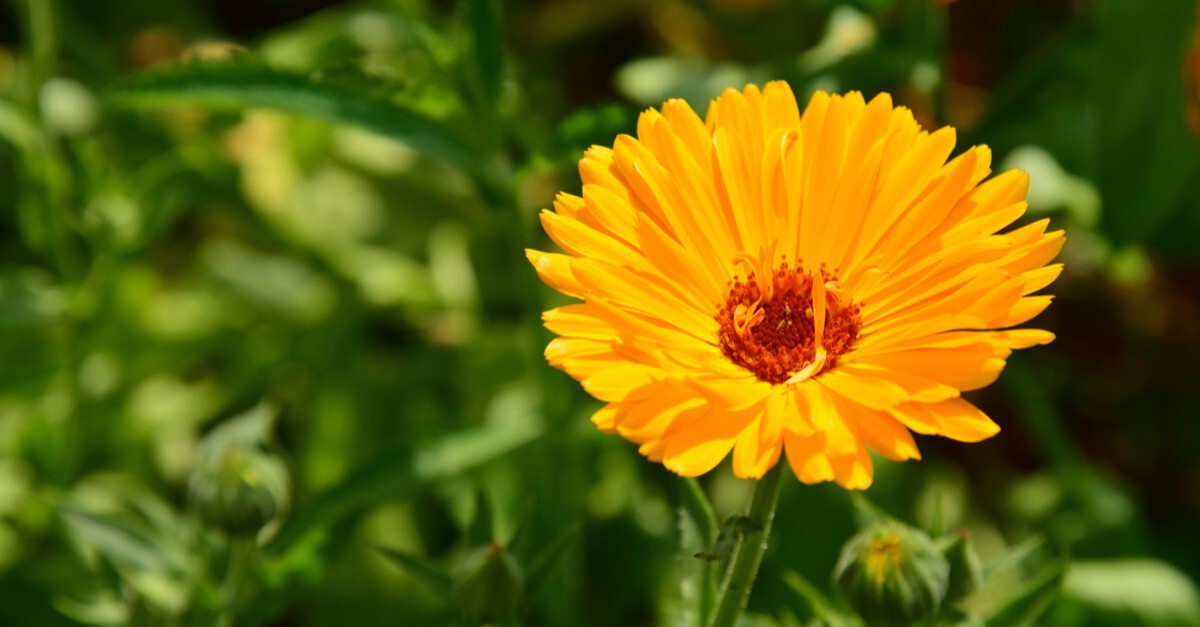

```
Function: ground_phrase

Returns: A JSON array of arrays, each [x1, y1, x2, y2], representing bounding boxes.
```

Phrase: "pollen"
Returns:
[[716, 262, 862, 385]]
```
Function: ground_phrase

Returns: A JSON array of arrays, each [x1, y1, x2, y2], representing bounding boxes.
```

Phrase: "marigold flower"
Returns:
[[527, 82, 1062, 489]]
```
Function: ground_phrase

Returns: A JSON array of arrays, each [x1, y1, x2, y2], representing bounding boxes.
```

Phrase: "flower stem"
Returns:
[[708, 462, 785, 627], [216, 538, 255, 627]]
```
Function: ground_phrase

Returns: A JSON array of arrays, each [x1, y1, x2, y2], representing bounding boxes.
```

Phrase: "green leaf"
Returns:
[[1095, 0, 1200, 247], [196, 402, 278, 454], [0, 100, 43, 154], [680, 478, 718, 552], [53, 587, 132, 627], [505, 502, 536, 561], [926, 493, 946, 538], [982, 535, 1045, 583], [106, 60, 485, 183], [59, 508, 170, 574], [467, 489, 494, 547], [465, 0, 503, 113], [783, 570, 852, 627], [942, 532, 984, 606], [0, 271, 64, 329], [695, 515, 754, 562], [523, 521, 580, 603], [375, 546, 455, 602], [1063, 559, 1200, 627], [266, 418, 540, 556], [849, 493, 891, 529], [676, 478, 719, 625], [985, 559, 1066, 627]]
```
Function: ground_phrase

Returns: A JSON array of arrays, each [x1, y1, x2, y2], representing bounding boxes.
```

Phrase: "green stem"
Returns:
[[20, 0, 57, 96], [216, 538, 255, 627], [708, 463, 785, 627]]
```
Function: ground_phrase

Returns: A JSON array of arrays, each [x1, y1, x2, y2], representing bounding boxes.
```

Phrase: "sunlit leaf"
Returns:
[[1064, 559, 1200, 627]]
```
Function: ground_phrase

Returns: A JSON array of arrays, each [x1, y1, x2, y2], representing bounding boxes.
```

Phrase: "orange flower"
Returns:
[[527, 83, 1062, 489]]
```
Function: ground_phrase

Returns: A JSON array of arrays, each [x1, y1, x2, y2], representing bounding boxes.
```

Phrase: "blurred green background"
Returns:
[[1, 0, 1200, 625]]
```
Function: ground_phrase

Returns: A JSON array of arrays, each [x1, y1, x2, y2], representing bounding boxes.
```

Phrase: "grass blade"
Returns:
[[106, 60, 485, 183]]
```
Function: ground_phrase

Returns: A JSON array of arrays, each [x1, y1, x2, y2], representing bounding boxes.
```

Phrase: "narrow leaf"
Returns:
[[927, 492, 946, 538], [849, 493, 890, 529], [59, 508, 170, 574], [106, 60, 484, 182], [982, 535, 1045, 582], [467, 489, 494, 547], [466, 0, 503, 112], [524, 522, 581, 603], [985, 559, 1067, 627], [267, 419, 540, 556], [376, 546, 455, 602], [680, 478, 718, 551], [677, 478, 719, 625], [783, 570, 850, 627]]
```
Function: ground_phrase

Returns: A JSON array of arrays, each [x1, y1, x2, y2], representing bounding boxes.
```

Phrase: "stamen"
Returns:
[[812, 271, 827, 347], [715, 263, 862, 385], [785, 347, 827, 385]]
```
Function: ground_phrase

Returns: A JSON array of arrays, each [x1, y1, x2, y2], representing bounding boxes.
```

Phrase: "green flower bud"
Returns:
[[188, 444, 290, 536], [834, 521, 950, 627], [453, 543, 523, 625], [942, 530, 984, 604]]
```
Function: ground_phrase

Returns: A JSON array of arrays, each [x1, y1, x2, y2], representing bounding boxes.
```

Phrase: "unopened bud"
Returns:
[[834, 521, 950, 627], [454, 543, 523, 624], [188, 444, 289, 536], [942, 530, 984, 604]]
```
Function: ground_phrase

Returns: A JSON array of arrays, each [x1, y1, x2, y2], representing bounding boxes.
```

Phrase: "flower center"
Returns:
[[715, 261, 862, 385]]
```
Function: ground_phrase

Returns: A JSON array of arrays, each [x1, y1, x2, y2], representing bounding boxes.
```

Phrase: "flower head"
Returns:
[[527, 82, 1062, 488]]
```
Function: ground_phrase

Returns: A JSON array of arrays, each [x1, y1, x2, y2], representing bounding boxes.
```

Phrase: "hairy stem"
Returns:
[[708, 463, 785, 627]]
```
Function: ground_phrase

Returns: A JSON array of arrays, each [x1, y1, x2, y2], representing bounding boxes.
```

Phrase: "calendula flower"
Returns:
[[527, 82, 1062, 488]]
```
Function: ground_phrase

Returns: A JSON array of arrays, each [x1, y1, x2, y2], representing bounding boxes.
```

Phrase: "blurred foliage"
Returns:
[[1, 0, 1199, 625]]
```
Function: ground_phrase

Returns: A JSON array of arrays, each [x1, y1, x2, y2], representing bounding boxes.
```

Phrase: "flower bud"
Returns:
[[453, 543, 523, 624], [834, 521, 950, 627], [188, 444, 290, 536], [942, 530, 984, 604]]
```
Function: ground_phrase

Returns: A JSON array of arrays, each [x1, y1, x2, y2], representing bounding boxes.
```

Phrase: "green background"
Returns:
[[1, 0, 1199, 625]]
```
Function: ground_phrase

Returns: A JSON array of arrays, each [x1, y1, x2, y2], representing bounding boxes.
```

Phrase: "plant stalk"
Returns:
[[708, 462, 785, 627]]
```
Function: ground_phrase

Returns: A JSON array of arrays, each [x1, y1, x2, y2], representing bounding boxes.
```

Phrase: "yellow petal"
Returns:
[[662, 402, 763, 477], [580, 364, 661, 402], [570, 259, 717, 341], [526, 249, 584, 298], [732, 415, 783, 479], [890, 397, 1000, 442], [591, 404, 619, 432], [829, 439, 874, 490], [784, 430, 834, 484]]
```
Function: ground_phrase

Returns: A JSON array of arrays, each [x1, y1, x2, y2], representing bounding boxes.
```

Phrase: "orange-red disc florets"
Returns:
[[716, 262, 862, 385]]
